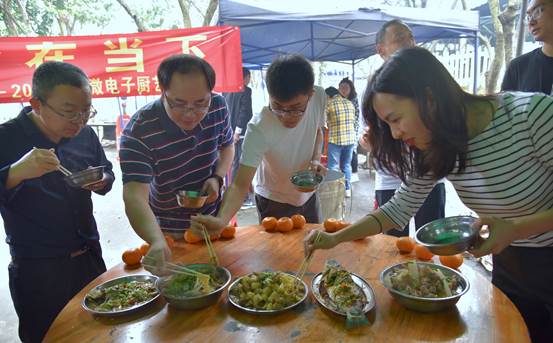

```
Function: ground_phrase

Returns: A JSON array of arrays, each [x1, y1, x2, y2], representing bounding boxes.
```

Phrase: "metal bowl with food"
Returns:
[[82, 274, 160, 316], [176, 190, 209, 208], [380, 261, 470, 313], [64, 166, 104, 188], [290, 170, 323, 193], [228, 271, 308, 314], [415, 216, 479, 255], [156, 264, 231, 310]]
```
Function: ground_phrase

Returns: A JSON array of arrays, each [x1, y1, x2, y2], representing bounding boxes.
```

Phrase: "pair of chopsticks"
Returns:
[[58, 165, 73, 176], [200, 225, 220, 266], [297, 230, 322, 280], [142, 260, 211, 288]]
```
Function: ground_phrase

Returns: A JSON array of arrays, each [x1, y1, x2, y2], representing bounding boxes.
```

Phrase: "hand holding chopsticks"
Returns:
[[297, 230, 321, 280]]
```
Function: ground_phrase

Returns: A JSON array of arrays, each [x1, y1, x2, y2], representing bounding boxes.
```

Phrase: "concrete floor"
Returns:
[[0, 147, 486, 342]]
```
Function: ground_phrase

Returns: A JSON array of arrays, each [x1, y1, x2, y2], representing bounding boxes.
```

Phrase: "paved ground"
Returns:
[[0, 147, 486, 342]]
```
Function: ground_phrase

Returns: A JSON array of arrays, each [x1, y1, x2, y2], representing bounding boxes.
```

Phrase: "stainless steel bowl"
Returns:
[[311, 271, 376, 317], [82, 274, 160, 316], [176, 190, 209, 208], [415, 216, 479, 255], [380, 261, 470, 313], [64, 166, 104, 188], [156, 264, 231, 310], [290, 170, 323, 193], [228, 272, 308, 314]]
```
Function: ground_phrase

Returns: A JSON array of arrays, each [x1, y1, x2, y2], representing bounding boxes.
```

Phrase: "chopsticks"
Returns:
[[58, 165, 73, 176], [143, 260, 211, 288], [200, 224, 220, 266], [297, 230, 321, 280]]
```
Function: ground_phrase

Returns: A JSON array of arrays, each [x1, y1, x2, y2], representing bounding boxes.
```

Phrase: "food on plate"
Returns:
[[277, 217, 294, 232], [291, 214, 306, 229], [122, 248, 142, 266], [162, 266, 225, 298], [385, 261, 462, 298], [439, 254, 464, 269], [221, 225, 236, 239], [229, 272, 305, 311], [396, 237, 416, 254], [262, 217, 278, 232], [86, 280, 158, 312], [414, 244, 434, 260]]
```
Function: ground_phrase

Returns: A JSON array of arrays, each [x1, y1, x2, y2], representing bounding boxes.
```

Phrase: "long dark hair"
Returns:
[[339, 77, 357, 101], [362, 47, 495, 181]]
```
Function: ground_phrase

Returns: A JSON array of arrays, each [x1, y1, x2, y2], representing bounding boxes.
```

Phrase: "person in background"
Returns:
[[192, 54, 327, 234], [224, 67, 254, 207], [369, 19, 446, 236], [325, 86, 356, 198], [338, 77, 360, 176], [0, 61, 114, 342], [119, 55, 234, 275], [307, 47, 553, 343], [502, 0, 553, 94]]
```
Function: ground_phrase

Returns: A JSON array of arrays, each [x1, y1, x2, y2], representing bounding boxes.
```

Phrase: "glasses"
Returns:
[[268, 97, 311, 118], [41, 100, 96, 122], [526, 3, 549, 22], [164, 92, 211, 115]]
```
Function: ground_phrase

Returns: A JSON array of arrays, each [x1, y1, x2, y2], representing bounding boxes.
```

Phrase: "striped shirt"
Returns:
[[119, 94, 233, 233], [326, 95, 356, 146], [381, 92, 553, 248]]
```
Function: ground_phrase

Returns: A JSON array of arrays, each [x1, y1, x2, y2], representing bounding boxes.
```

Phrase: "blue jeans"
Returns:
[[327, 143, 355, 190]]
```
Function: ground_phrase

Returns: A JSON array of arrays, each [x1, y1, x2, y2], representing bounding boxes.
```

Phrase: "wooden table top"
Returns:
[[45, 225, 530, 343]]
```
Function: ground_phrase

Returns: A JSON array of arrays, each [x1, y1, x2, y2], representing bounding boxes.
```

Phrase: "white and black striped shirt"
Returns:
[[381, 92, 553, 248]]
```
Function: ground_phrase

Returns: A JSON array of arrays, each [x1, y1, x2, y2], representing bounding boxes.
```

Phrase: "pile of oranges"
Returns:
[[183, 225, 236, 244], [262, 214, 306, 233], [323, 218, 350, 233], [395, 236, 464, 269], [122, 235, 174, 267]]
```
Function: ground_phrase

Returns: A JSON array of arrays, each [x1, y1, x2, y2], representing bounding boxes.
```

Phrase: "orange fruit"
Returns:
[[291, 214, 306, 229], [221, 226, 236, 239], [277, 217, 294, 232], [139, 243, 150, 256], [323, 218, 338, 233], [165, 235, 175, 250], [414, 245, 434, 261], [336, 220, 350, 230], [184, 230, 202, 243], [396, 237, 416, 254], [262, 217, 278, 232], [439, 254, 464, 269], [122, 248, 142, 266]]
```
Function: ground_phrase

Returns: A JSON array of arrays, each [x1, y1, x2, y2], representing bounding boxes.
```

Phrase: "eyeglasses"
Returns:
[[41, 100, 96, 122], [164, 92, 211, 115], [268, 97, 311, 118], [526, 3, 549, 22]]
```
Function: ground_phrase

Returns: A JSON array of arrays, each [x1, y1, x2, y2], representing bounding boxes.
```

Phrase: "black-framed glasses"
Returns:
[[164, 92, 211, 115], [268, 97, 311, 118], [41, 100, 96, 122], [526, 3, 548, 22]]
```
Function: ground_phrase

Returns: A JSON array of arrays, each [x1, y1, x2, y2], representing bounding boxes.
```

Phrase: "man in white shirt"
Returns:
[[192, 54, 327, 233]]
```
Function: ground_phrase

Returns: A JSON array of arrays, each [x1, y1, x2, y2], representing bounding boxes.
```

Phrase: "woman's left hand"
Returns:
[[469, 217, 519, 257]]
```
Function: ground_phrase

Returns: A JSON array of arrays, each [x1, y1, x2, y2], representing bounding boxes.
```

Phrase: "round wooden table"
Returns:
[[45, 225, 530, 342]]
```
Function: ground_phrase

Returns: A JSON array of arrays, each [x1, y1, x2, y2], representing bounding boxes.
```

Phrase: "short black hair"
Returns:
[[157, 54, 216, 91], [375, 19, 411, 45], [325, 87, 339, 97], [32, 61, 89, 101], [266, 54, 314, 101], [242, 67, 251, 78]]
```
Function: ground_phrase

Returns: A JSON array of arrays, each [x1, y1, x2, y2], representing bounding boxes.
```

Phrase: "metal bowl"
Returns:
[[156, 264, 231, 310], [82, 274, 160, 316], [311, 271, 376, 317], [176, 190, 209, 208], [415, 216, 479, 255], [64, 166, 104, 188], [228, 272, 308, 314], [380, 261, 470, 313], [290, 170, 323, 193]]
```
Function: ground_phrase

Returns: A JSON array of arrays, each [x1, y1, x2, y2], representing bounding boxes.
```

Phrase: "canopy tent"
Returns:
[[218, 0, 481, 90]]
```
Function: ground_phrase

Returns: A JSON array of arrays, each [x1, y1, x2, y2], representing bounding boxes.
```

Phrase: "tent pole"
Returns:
[[516, 0, 528, 57], [351, 60, 355, 81], [473, 32, 479, 94]]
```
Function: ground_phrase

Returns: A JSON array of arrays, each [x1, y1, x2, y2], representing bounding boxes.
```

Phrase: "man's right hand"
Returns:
[[142, 237, 172, 276], [190, 214, 226, 237], [9, 148, 60, 183]]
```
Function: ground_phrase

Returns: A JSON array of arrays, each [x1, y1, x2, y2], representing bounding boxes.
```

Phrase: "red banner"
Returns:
[[0, 26, 243, 104]]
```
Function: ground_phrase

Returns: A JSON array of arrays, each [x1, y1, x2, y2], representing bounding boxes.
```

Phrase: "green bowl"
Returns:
[[415, 216, 479, 256], [290, 170, 323, 192]]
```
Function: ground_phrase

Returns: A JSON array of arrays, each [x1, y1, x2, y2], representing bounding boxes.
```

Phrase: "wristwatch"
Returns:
[[211, 174, 224, 189]]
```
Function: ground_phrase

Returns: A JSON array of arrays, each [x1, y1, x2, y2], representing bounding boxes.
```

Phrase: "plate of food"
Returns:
[[228, 271, 308, 314], [312, 261, 375, 328], [82, 274, 160, 316], [380, 260, 470, 312]]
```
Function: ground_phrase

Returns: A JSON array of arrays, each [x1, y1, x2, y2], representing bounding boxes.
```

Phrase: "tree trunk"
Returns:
[[486, 0, 504, 93], [13, 0, 31, 33], [177, 0, 192, 28], [1, 0, 19, 36], [499, 4, 519, 67], [202, 0, 218, 27], [115, 0, 147, 32]]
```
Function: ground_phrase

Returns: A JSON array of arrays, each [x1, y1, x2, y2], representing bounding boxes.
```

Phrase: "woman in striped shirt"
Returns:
[[305, 47, 553, 342]]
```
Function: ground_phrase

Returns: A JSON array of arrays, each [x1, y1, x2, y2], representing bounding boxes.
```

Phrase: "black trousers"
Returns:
[[255, 193, 322, 224], [376, 183, 446, 237], [8, 247, 106, 343], [493, 246, 553, 343]]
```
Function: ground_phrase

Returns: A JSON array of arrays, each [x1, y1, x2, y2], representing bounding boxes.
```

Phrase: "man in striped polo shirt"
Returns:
[[119, 55, 234, 274]]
